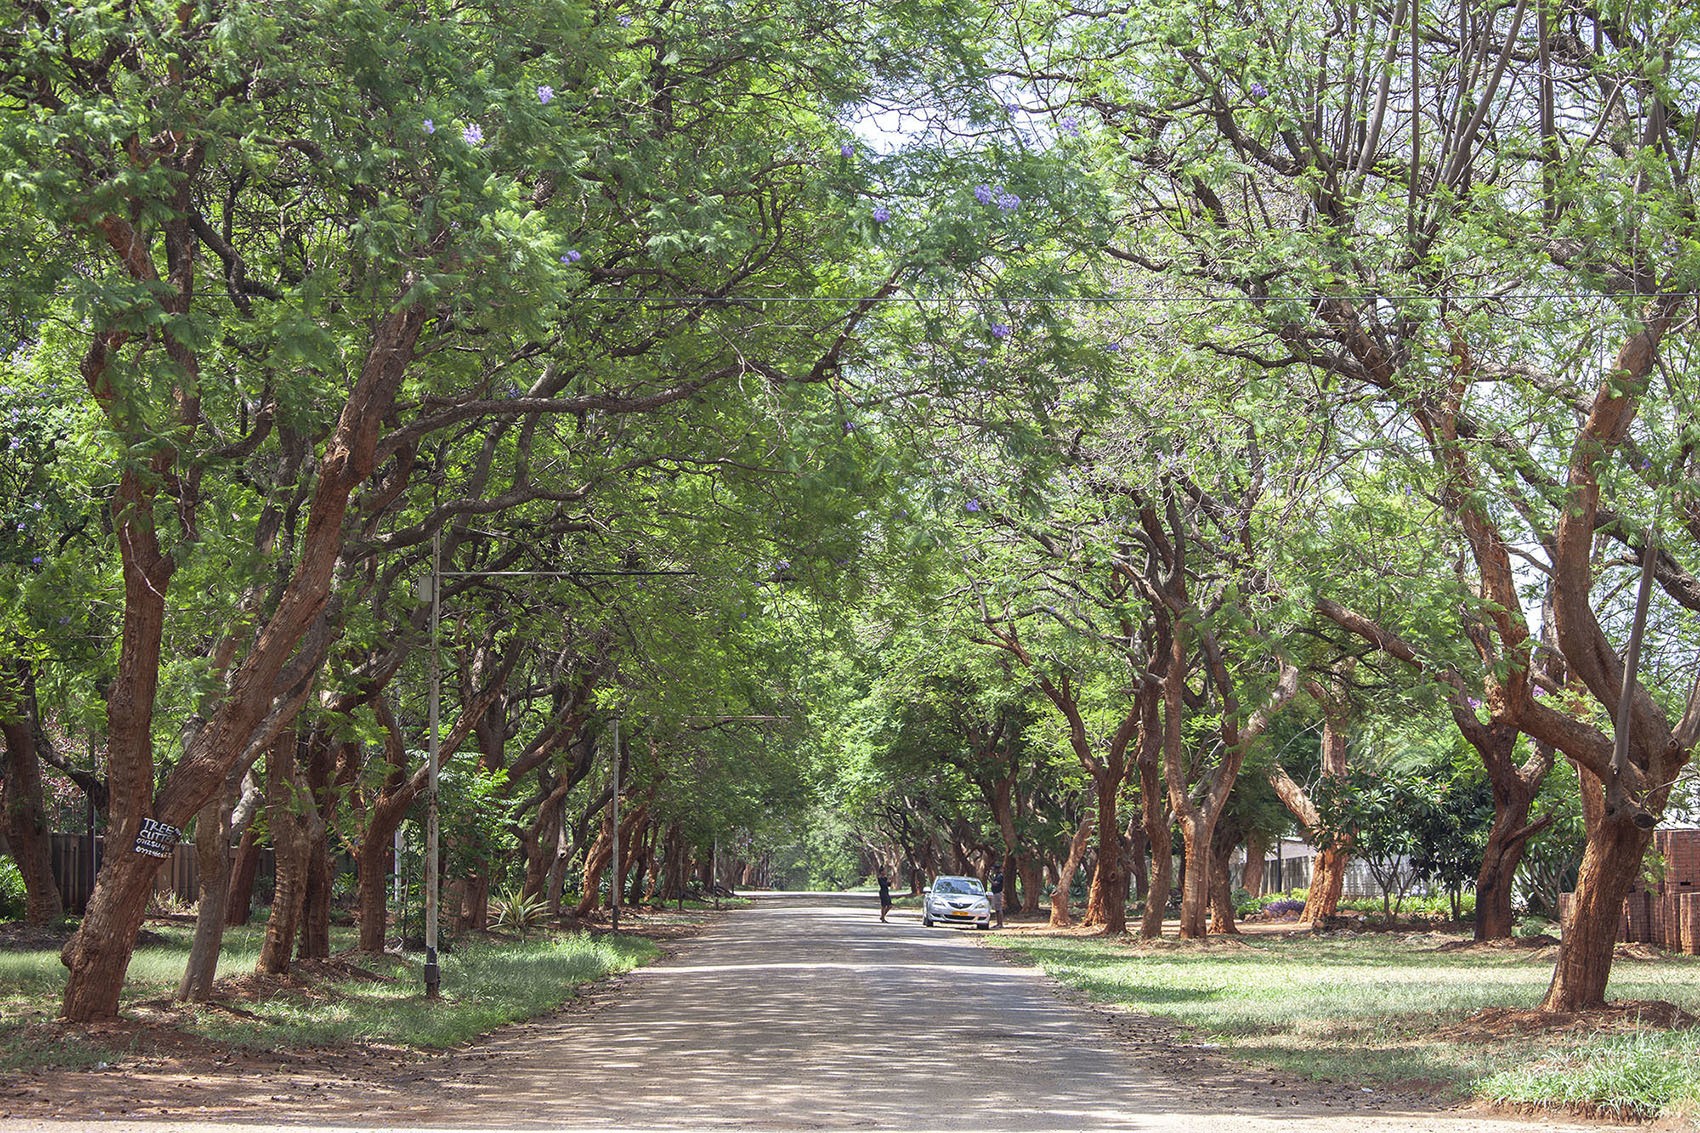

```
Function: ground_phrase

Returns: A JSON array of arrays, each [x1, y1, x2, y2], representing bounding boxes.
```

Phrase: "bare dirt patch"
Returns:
[[1434, 1000, 1699, 1042]]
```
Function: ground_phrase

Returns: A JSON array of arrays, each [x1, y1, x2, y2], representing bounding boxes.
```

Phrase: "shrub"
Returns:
[[0, 858, 26, 920], [491, 885, 550, 933]]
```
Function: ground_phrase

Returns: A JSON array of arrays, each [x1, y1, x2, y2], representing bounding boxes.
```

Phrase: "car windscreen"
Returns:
[[933, 879, 984, 895]]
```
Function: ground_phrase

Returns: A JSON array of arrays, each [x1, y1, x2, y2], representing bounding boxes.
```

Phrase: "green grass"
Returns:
[[0, 920, 659, 1069], [1478, 1027, 1700, 1120], [992, 932, 1700, 1120]]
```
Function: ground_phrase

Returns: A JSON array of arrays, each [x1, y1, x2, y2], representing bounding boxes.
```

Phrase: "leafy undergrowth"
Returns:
[[991, 928, 1700, 1122], [0, 919, 660, 1070]]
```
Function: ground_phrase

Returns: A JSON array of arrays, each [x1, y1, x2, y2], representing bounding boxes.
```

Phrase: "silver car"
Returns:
[[922, 875, 991, 929]]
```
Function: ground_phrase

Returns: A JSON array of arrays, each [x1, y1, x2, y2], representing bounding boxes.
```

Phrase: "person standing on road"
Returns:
[[988, 867, 1005, 928], [878, 871, 893, 922]]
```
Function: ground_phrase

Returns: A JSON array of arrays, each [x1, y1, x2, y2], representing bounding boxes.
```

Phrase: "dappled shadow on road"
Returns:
[[379, 892, 1424, 1130], [0, 895, 1633, 1133]]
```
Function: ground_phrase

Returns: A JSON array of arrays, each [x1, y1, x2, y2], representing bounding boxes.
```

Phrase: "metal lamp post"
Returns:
[[424, 530, 442, 1000]]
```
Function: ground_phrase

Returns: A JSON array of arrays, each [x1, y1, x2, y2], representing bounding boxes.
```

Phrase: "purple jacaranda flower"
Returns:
[[840, 142, 855, 158], [30, 556, 41, 565], [618, 12, 632, 24], [990, 323, 1011, 339], [1105, 341, 1123, 352], [843, 420, 856, 433], [1638, 457, 1652, 470], [1249, 82, 1267, 99], [538, 85, 554, 104], [965, 498, 982, 512], [463, 123, 484, 145], [1060, 115, 1079, 135], [424, 118, 435, 134], [7, 437, 19, 450], [974, 183, 994, 204], [996, 191, 1020, 211], [561, 249, 582, 263], [872, 204, 891, 223], [1467, 696, 1483, 709], [1003, 101, 1020, 113]]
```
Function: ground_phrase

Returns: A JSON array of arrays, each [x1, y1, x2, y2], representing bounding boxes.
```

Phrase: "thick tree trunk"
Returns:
[[258, 733, 310, 975], [355, 821, 396, 953], [1269, 711, 1352, 925], [58, 842, 161, 1020], [546, 807, 571, 918], [1207, 814, 1240, 934], [1474, 783, 1545, 941], [1082, 768, 1128, 932], [459, 875, 490, 932], [1302, 847, 1349, 924], [1142, 831, 1173, 939], [522, 778, 572, 901], [298, 832, 332, 960], [1049, 809, 1096, 928], [1241, 830, 1267, 898], [59, 458, 176, 1019], [1541, 771, 1655, 1011], [1, 699, 63, 925], [177, 785, 236, 1001], [576, 828, 613, 918], [296, 737, 338, 960], [1176, 814, 1214, 939]]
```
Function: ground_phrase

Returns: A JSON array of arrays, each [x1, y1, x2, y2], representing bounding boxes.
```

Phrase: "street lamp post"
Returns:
[[423, 530, 442, 1000]]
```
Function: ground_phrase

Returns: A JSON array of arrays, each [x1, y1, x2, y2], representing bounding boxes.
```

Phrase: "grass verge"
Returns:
[[0, 920, 661, 1070], [991, 929, 1700, 1122]]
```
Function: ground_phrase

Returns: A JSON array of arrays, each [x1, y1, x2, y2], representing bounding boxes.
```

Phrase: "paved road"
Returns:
[[3, 892, 1638, 1132]]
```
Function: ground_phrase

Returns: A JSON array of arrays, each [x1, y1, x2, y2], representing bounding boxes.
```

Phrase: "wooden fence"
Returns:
[[48, 833, 225, 914]]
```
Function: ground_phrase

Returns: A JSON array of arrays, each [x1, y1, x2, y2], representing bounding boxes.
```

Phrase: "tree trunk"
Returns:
[[1049, 809, 1096, 927], [177, 783, 236, 1001], [57, 842, 162, 1021], [1241, 830, 1268, 898], [1082, 767, 1128, 932], [1127, 817, 1149, 902], [1207, 814, 1240, 935], [226, 824, 261, 926], [59, 459, 176, 1020], [1541, 770, 1655, 1011], [1474, 780, 1545, 941], [1176, 813, 1214, 939], [546, 805, 571, 918], [258, 733, 309, 975], [355, 818, 396, 953], [576, 827, 613, 918], [298, 831, 332, 960], [1269, 712, 1352, 925], [0, 690, 64, 925], [296, 736, 338, 960], [1302, 847, 1349, 924], [1138, 706, 1171, 939]]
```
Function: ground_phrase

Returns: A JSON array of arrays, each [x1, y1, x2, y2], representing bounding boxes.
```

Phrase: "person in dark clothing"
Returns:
[[989, 868, 1005, 928], [877, 871, 893, 922]]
